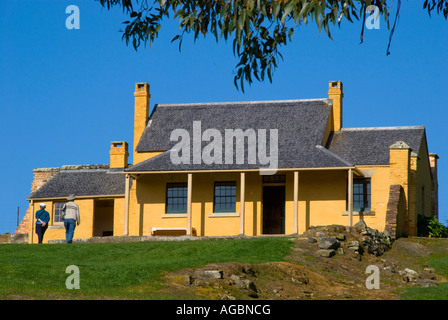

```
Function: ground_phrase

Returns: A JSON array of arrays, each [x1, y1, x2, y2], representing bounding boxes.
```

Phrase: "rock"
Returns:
[[189, 275, 197, 285], [316, 249, 335, 258], [400, 268, 419, 282], [336, 234, 346, 241], [219, 293, 236, 300], [201, 270, 223, 279], [232, 278, 258, 298], [318, 237, 340, 250], [420, 272, 436, 280], [346, 241, 360, 250], [188, 275, 210, 286], [243, 288, 258, 298], [360, 229, 372, 236], [404, 268, 419, 277], [241, 266, 256, 277], [299, 274, 309, 285], [197, 280, 210, 286], [230, 274, 241, 282], [238, 279, 256, 290], [416, 279, 438, 288], [354, 220, 368, 232], [423, 267, 436, 274], [304, 222, 392, 258]]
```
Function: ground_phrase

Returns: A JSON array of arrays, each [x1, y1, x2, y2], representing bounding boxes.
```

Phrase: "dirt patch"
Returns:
[[389, 239, 430, 257], [165, 261, 340, 300], [157, 227, 446, 300]]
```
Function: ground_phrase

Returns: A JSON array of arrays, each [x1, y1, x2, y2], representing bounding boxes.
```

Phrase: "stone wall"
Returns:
[[303, 221, 393, 258], [0, 233, 28, 243], [15, 209, 30, 234]]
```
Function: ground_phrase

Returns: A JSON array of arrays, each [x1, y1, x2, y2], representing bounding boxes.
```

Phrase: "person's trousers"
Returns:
[[64, 219, 76, 244], [35, 223, 48, 244]]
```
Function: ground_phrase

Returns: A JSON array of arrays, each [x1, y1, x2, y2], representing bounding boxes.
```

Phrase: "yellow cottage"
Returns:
[[25, 81, 439, 243]]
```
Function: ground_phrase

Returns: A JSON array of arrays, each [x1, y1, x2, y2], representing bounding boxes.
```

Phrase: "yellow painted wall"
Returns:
[[133, 151, 164, 166], [29, 197, 124, 243], [129, 169, 398, 237], [133, 172, 245, 237], [295, 170, 347, 233], [30, 199, 92, 243], [113, 198, 125, 236], [406, 135, 433, 235], [31, 165, 422, 241], [356, 166, 391, 232]]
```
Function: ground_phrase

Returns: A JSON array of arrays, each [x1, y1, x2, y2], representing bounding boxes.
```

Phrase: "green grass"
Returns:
[[400, 239, 448, 300], [0, 237, 293, 299]]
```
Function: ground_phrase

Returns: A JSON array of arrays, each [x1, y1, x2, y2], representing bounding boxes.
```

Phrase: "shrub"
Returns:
[[418, 216, 448, 238], [428, 217, 448, 238]]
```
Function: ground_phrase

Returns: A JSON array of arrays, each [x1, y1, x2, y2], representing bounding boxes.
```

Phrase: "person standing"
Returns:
[[61, 194, 81, 244], [35, 203, 50, 244]]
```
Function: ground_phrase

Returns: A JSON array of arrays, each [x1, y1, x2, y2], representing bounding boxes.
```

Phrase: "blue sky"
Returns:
[[0, 0, 447, 233]]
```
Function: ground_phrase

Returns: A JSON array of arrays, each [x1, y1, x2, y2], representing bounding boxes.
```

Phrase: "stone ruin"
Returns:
[[302, 220, 393, 258]]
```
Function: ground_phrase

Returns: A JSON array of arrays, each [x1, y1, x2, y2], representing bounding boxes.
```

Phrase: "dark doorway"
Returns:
[[262, 186, 285, 234], [93, 199, 114, 237]]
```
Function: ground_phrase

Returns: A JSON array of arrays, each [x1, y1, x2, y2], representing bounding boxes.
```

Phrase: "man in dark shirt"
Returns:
[[35, 203, 50, 244]]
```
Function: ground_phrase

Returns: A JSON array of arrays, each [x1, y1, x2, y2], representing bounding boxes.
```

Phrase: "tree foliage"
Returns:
[[97, 0, 448, 91], [418, 215, 448, 238]]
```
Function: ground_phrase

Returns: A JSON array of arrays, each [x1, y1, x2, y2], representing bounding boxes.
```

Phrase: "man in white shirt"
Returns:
[[61, 194, 81, 244]]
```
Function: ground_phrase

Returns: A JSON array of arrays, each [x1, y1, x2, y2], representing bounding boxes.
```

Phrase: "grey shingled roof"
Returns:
[[127, 99, 353, 172], [327, 126, 426, 165], [29, 166, 126, 199]]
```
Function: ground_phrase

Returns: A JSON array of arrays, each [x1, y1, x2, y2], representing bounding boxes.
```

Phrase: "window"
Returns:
[[53, 202, 65, 224], [214, 181, 236, 213], [166, 183, 188, 214], [352, 178, 371, 211]]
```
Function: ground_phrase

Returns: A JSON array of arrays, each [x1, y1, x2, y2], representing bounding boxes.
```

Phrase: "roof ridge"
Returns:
[[60, 164, 110, 170], [341, 126, 425, 131], [156, 98, 329, 108], [315, 145, 353, 167]]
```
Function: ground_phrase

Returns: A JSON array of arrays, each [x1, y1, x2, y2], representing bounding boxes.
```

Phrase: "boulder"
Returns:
[[318, 236, 340, 250], [353, 220, 368, 232], [196, 269, 223, 279], [336, 233, 346, 241], [346, 241, 360, 250], [307, 237, 317, 243], [400, 268, 420, 282], [316, 249, 336, 258], [416, 279, 438, 288]]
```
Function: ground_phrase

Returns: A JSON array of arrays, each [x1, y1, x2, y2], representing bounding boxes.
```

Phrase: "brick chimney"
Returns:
[[389, 141, 412, 235], [31, 168, 60, 193], [110, 141, 129, 168], [429, 153, 439, 219], [328, 81, 343, 132], [134, 83, 150, 164]]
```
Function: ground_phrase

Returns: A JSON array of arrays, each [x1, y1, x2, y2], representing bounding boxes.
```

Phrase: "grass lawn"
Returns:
[[399, 238, 448, 300], [0, 237, 293, 300]]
